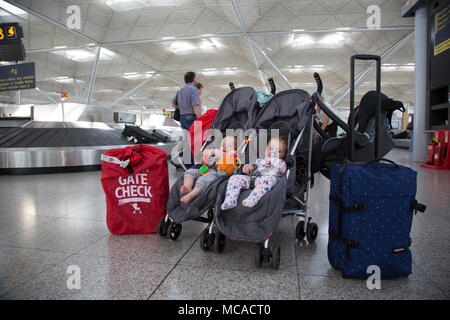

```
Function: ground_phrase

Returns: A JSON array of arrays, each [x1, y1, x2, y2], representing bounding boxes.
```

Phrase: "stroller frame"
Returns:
[[200, 90, 319, 269], [158, 136, 223, 240], [159, 85, 262, 241], [281, 113, 317, 243]]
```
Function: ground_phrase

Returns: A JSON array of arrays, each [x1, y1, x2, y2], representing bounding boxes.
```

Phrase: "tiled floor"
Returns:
[[0, 148, 448, 300]]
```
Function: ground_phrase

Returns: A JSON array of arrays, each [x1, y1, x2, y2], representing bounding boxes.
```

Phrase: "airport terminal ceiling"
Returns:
[[0, 0, 415, 112]]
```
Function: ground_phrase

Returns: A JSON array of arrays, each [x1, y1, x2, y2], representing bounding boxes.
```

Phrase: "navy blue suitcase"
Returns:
[[328, 160, 424, 279], [327, 55, 425, 279]]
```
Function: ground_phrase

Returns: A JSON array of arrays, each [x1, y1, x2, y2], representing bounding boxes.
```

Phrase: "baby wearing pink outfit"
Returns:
[[221, 136, 287, 210]]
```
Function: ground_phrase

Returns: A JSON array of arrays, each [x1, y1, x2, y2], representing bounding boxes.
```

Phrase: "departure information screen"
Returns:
[[0, 23, 25, 61], [0, 25, 18, 41]]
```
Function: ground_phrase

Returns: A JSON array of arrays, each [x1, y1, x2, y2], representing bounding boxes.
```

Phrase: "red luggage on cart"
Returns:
[[101, 145, 169, 235], [188, 109, 218, 161]]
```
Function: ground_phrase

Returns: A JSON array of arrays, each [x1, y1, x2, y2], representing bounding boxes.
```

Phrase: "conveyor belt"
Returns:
[[0, 122, 178, 174], [0, 127, 129, 148]]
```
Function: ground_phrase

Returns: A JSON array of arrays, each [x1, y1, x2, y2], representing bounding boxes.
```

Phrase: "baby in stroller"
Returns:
[[220, 136, 288, 210], [180, 135, 237, 204]]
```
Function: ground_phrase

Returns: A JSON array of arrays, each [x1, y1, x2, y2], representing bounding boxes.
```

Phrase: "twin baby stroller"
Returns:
[[158, 80, 319, 269], [158, 60, 404, 270]]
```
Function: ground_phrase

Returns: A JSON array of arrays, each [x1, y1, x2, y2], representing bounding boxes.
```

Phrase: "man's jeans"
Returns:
[[180, 114, 197, 131]]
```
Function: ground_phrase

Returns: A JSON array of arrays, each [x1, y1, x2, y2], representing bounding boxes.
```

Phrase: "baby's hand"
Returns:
[[202, 149, 213, 163], [243, 164, 254, 174]]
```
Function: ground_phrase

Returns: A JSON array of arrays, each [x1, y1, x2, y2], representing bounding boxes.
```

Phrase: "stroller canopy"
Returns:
[[254, 89, 311, 136], [211, 87, 258, 133]]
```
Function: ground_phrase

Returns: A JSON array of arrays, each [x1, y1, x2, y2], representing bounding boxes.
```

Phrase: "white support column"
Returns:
[[412, 6, 430, 162], [332, 31, 414, 108], [27, 44, 97, 54], [230, 0, 269, 91], [249, 38, 294, 89], [107, 75, 155, 108], [5, 0, 183, 87], [35, 87, 58, 104], [86, 47, 101, 105]]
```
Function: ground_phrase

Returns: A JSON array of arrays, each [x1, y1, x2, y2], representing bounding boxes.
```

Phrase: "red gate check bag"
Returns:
[[101, 145, 169, 234]]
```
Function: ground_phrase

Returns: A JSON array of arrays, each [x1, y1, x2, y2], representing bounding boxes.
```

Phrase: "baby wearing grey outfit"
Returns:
[[183, 168, 217, 192]]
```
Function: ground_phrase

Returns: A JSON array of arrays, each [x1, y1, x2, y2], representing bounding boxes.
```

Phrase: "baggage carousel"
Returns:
[[0, 121, 178, 174]]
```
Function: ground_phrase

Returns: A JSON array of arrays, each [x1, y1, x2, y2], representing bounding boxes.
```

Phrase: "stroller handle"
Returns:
[[268, 78, 276, 95], [312, 73, 350, 134], [313, 92, 350, 134], [314, 72, 323, 95]]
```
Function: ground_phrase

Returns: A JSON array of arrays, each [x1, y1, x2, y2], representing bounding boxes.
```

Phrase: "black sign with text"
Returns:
[[0, 62, 36, 92]]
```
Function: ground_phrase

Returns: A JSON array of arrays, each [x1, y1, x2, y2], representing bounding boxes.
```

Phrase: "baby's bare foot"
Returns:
[[180, 185, 191, 194], [180, 194, 192, 204]]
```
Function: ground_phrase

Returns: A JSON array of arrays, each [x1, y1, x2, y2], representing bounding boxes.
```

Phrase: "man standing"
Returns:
[[172, 71, 201, 130]]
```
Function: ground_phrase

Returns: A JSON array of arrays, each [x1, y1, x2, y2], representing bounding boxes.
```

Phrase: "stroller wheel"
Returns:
[[213, 230, 226, 253], [157, 217, 170, 237], [295, 221, 306, 241], [306, 222, 318, 242], [200, 229, 212, 251], [168, 223, 182, 240], [271, 245, 281, 270], [254, 244, 263, 268]]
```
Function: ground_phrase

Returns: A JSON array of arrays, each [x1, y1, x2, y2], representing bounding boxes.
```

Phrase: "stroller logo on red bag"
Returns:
[[131, 203, 142, 214], [115, 173, 153, 206]]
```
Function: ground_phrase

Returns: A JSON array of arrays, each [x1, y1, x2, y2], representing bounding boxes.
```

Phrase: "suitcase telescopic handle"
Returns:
[[349, 54, 382, 161], [363, 158, 399, 168]]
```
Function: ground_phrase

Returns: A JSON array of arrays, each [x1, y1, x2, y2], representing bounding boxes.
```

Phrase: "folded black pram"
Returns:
[[158, 87, 259, 240], [310, 71, 405, 179], [122, 125, 172, 144], [212, 89, 318, 269]]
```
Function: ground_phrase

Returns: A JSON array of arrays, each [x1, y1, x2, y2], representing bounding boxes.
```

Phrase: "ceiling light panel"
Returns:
[[167, 39, 220, 54], [292, 32, 347, 49], [0, 0, 27, 16]]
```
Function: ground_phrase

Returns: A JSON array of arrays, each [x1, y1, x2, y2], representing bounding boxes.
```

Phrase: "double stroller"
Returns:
[[158, 81, 320, 270]]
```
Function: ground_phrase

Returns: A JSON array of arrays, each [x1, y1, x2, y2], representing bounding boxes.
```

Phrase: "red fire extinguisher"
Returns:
[[434, 141, 443, 166], [427, 138, 438, 164]]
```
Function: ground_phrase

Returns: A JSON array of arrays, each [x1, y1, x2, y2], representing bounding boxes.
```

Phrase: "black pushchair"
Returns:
[[158, 86, 259, 240], [310, 63, 405, 179], [209, 88, 319, 269]]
